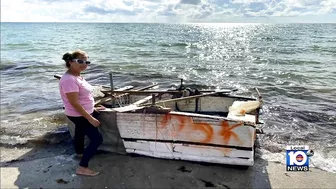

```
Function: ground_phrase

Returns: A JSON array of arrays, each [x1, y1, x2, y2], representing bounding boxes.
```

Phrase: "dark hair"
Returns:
[[62, 49, 87, 68], [62, 52, 72, 68]]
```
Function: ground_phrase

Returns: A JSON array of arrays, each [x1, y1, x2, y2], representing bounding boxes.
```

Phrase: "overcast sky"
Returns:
[[1, 0, 336, 23]]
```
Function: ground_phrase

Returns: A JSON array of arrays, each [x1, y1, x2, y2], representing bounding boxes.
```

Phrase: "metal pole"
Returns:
[[109, 72, 116, 107]]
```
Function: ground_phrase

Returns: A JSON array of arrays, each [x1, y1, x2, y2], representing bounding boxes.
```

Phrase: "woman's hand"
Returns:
[[89, 117, 100, 127], [95, 105, 106, 111]]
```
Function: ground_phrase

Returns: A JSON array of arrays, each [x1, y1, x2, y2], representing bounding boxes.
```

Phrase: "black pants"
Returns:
[[67, 111, 103, 168]]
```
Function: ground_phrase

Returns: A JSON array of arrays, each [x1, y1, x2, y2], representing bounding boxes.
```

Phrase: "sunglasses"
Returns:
[[72, 59, 91, 64]]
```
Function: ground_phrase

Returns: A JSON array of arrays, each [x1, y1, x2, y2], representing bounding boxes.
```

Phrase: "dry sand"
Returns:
[[1, 145, 335, 189]]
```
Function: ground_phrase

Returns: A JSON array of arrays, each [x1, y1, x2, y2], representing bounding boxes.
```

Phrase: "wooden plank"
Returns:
[[174, 99, 197, 112], [152, 96, 236, 113], [102, 89, 233, 95], [141, 92, 219, 106], [123, 140, 173, 153], [123, 140, 253, 159], [115, 86, 135, 91], [227, 113, 256, 123], [95, 86, 134, 106], [102, 90, 183, 95], [132, 95, 153, 105], [96, 84, 159, 106], [113, 105, 144, 113], [124, 146, 254, 166], [171, 96, 237, 113], [116, 113, 255, 148], [125, 84, 159, 92], [198, 96, 235, 112], [168, 111, 257, 126]]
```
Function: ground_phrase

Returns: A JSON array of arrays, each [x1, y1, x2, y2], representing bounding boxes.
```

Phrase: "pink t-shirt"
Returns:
[[59, 73, 95, 117]]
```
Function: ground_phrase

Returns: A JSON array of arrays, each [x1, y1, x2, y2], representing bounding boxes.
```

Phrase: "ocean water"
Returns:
[[1, 23, 335, 172]]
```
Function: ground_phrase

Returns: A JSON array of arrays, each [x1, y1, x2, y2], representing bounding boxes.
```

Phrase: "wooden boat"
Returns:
[[55, 74, 264, 168]]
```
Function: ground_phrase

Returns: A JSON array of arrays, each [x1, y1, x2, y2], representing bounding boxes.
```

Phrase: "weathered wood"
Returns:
[[132, 95, 153, 105], [123, 140, 253, 158], [154, 96, 254, 117], [96, 84, 159, 106], [102, 90, 183, 95], [116, 112, 255, 148], [112, 105, 144, 113], [124, 141, 254, 166], [101, 89, 233, 95], [101, 84, 158, 93], [198, 97, 235, 112], [94, 86, 134, 106], [132, 84, 159, 91], [141, 92, 218, 106]]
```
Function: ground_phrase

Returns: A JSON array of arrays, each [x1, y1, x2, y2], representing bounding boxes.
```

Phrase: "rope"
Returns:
[[154, 111, 176, 159]]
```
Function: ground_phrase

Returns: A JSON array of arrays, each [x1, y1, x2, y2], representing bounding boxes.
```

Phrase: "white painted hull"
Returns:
[[124, 140, 254, 166], [116, 110, 257, 167]]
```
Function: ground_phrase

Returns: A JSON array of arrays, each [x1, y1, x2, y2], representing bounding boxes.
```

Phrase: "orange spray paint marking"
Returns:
[[172, 115, 187, 137], [192, 122, 214, 143], [160, 115, 186, 130], [160, 114, 214, 143], [220, 121, 243, 145], [160, 114, 171, 128], [160, 115, 187, 137], [176, 115, 187, 132]]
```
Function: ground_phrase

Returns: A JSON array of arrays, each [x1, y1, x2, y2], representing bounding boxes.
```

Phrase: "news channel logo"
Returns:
[[286, 145, 314, 172]]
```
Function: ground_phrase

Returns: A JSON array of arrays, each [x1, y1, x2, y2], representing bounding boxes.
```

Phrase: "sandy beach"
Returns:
[[1, 141, 335, 189]]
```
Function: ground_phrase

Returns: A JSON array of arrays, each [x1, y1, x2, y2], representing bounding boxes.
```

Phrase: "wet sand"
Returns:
[[1, 143, 335, 189]]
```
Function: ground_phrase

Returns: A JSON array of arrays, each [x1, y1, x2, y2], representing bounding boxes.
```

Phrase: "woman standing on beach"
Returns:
[[59, 49, 103, 176]]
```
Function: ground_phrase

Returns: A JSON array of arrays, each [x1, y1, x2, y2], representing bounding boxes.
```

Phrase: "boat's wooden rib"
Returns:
[[101, 89, 233, 95]]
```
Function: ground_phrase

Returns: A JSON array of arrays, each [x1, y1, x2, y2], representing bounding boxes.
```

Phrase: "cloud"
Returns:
[[83, 5, 138, 15], [246, 2, 267, 12], [1, 0, 336, 23], [157, 4, 177, 16], [179, 0, 201, 5]]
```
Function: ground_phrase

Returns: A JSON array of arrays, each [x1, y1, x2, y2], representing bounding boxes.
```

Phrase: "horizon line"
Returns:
[[1, 21, 336, 24]]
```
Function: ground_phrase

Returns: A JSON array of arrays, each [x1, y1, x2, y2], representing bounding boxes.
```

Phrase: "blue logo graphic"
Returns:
[[286, 145, 313, 172]]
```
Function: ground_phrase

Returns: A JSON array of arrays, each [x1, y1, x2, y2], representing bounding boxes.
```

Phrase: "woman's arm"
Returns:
[[66, 92, 100, 127]]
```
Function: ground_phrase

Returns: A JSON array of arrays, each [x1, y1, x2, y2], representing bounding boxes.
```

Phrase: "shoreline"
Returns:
[[1, 143, 335, 189]]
